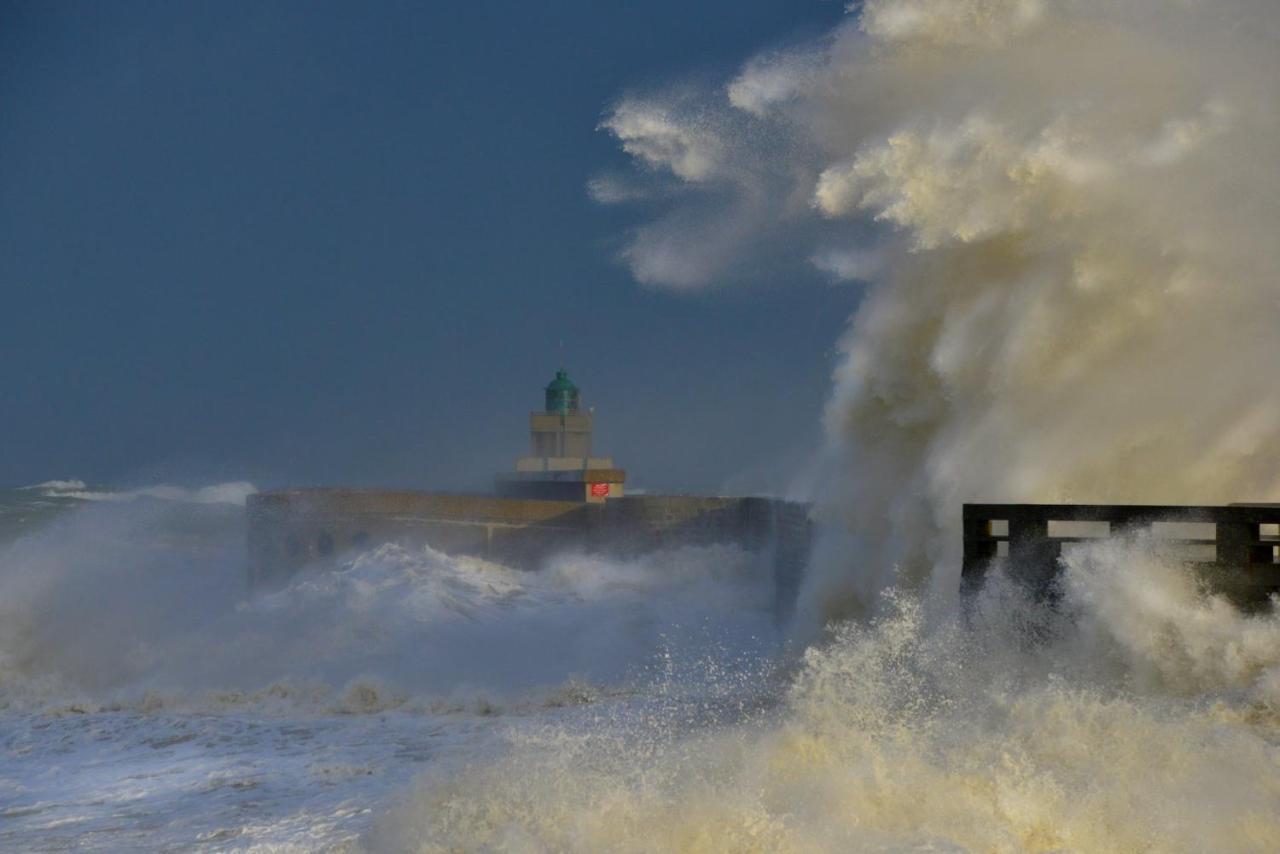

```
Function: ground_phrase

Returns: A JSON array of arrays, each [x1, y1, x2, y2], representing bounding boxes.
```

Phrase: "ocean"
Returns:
[[2, 482, 1279, 851], [0, 482, 783, 850]]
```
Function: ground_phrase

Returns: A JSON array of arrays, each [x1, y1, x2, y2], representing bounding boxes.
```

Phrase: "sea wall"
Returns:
[[247, 489, 812, 618]]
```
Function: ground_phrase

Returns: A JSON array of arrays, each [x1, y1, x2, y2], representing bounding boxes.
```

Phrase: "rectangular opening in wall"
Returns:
[[1047, 520, 1110, 539], [1151, 521, 1217, 541], [987, 520, 1008, 537], [1260, 523, 1280, 541]]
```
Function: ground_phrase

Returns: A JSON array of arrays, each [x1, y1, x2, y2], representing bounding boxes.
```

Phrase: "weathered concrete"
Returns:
[[247, 489, 812, 618], [963, 503, 1280, 606], [495, 468, 626, 503], [528, 411, 594, 458]]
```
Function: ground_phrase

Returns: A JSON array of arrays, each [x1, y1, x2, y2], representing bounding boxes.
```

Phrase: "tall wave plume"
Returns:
[[595, 0, 1280, 627]]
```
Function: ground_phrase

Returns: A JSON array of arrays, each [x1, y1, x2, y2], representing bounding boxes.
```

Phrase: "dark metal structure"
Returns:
[[544, 368, 581, 415], [962, 503, 1280, 605]]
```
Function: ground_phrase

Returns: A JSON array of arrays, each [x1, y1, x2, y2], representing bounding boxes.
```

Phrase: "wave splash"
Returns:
[[20, 479, 257, 505], [372, 538, 1280, 852], [595, 0, 1280, 629], [0, 498, 778, 715]]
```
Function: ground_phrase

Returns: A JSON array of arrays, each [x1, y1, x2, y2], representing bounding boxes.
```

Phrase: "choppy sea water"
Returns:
[[2, 482, 1279, 852], [0, 482, 781, 851]]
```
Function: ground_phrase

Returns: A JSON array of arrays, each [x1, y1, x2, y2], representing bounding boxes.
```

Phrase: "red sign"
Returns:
[[589, 482, 610, 498]]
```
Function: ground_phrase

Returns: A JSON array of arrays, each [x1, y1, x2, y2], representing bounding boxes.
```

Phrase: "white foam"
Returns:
[[0, 500, 782, 848], [36, 480, 258, 505], [372, 545, 1280, 851], [18, 479, 87, 492], [0, 498, 776, 711]]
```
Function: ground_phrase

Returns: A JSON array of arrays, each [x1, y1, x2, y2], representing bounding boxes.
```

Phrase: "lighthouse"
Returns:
[[530, 369, 592, 459], [497, 368, 626, 502]]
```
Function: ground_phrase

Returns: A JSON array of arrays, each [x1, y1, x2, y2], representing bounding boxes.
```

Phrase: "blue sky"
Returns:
[[1, 0, 858, 494]]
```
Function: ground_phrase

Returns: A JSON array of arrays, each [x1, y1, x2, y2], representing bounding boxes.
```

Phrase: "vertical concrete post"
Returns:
[[1217, 520, 1253, 567], [961, 506, 1006, 597], [961, 512, 990, 572], [1008, 513, 1058, 598]]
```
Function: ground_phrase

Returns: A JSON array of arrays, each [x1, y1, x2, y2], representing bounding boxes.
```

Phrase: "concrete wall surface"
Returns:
[[247, 488, 813, 619]]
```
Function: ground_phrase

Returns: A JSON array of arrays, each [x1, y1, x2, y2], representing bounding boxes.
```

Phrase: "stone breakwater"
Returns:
[[247, 489, 812, 618]]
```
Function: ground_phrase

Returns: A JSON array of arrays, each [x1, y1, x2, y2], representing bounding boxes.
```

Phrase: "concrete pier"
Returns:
[[963, 503, 1280, 604], [247, 488, 813, 618]]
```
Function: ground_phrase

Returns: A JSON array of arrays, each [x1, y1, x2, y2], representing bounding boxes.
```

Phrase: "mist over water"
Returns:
[[0, 490, 784, 848], [0, 494, 777, 711]]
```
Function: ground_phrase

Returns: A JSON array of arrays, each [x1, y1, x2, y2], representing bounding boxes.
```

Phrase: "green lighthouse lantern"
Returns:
[[544, 369, 580, 415]]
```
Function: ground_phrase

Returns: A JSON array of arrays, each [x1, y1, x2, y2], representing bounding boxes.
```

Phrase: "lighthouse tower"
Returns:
[[531, 369, 591, 459], [496, 368, 625, 502]]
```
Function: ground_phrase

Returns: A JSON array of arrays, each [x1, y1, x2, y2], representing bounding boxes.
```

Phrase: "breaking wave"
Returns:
[[19, 479, 90, 492], [0, 498, 778, 716], [371, 540, 1280, 852], [21, 478, 257, 505]]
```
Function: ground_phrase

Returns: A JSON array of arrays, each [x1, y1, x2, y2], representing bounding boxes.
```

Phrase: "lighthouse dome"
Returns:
[[544, 369, 580, 414]]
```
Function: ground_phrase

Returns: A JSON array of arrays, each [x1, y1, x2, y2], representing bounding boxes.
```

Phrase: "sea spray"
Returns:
[[0, 497, 778, 711], [370, 541, 1280, 852], [595, 0, 1280, 627]]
